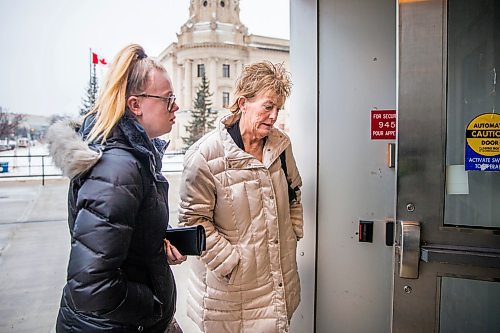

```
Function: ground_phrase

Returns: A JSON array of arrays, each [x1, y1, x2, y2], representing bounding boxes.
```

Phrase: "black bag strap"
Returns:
[[279, 150, 298, 203]]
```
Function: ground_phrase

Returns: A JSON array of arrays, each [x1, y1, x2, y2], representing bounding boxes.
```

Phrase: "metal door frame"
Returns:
[[393, 0, 500, 331]]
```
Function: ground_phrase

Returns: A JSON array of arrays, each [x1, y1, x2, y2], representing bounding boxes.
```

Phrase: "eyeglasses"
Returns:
[[135, 94, 176, 112]]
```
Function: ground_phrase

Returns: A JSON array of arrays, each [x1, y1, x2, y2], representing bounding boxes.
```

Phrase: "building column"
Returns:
[[184, 59, 193, 108], [209, 57, 218, 108], [176, 64, 183, 109], [235, 60, 243, 78], [169, 57, 176, 87]]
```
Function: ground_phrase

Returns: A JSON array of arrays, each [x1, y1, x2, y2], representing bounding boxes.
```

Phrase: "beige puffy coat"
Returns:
[[179, 112, 303, 333]]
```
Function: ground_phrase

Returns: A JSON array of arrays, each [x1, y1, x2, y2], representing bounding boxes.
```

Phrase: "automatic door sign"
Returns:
[[465, 113, 500, 171]]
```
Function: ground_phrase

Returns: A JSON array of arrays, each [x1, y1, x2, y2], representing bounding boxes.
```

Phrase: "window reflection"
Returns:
[[445, 0, 499, 228], [440, 277, 500, 332]]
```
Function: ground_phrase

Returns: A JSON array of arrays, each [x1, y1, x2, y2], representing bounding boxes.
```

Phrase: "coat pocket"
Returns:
[[224, 261, 240, 285]]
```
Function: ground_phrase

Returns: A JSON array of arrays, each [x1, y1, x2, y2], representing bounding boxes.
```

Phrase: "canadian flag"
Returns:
[[92, 52, 107, 65]]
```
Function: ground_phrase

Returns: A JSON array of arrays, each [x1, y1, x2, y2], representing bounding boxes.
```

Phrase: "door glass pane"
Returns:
[[439, 277, 500, 333], [445, 0, 500, 227]]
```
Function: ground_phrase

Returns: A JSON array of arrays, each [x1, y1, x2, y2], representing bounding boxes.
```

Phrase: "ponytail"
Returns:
[[85, 44, 164, 143]]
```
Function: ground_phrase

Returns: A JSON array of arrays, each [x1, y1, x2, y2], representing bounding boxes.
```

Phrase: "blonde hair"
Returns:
[[85, 44, 166, 143], [228, 61, 292, 113]]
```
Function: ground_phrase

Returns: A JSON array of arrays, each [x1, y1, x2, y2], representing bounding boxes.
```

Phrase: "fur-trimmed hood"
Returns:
[[46, 114, 169, 180], [46, 119, 102, 179]]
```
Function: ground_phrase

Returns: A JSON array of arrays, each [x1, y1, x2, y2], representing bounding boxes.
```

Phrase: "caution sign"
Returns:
[[465, 113, 500, 171]]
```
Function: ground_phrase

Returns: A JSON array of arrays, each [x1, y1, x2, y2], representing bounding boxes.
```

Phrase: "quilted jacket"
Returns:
[[47, 114, 176, 332], [179, 112, 304, 333]]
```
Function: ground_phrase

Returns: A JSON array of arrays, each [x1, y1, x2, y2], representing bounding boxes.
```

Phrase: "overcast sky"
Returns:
[[0, 0, 289, 118]]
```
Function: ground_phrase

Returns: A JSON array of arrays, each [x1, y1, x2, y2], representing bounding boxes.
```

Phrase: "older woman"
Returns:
[[179, 61, 304, 333]]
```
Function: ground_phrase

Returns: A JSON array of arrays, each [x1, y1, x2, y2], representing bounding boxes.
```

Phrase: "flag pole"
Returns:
[[89, 48, 92, 83]]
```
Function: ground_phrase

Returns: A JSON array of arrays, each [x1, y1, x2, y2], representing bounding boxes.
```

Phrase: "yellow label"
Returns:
[[466, 113, 500, 157]]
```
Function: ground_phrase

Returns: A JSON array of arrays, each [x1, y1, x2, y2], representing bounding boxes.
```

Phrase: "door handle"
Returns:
[[397, 221, 421, 279]]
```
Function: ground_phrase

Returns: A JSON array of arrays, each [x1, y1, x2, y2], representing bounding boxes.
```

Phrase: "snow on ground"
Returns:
[[0, 142, 184, 177], [0, 143, 60, 177]]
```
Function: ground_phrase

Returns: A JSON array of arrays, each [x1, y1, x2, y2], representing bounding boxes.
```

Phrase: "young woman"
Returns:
[[48, 44, 186, 333]]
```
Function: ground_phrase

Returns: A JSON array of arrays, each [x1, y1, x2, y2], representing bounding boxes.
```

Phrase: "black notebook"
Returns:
[[165, 225, 206, 256]]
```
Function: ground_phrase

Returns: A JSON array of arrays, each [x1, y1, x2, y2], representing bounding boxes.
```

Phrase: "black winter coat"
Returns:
[[47, 114, 176, 332]]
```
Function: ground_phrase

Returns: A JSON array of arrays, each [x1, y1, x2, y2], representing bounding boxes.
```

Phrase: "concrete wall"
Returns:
[[289, 0, 318, 332], [290, 0, 397, 332]]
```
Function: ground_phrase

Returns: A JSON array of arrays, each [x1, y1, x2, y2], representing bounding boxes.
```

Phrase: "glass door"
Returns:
[[393, 0, 500, 332]]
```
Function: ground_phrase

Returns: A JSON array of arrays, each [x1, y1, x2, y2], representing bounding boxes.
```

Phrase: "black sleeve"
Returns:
[[66, 151, 155, 324]]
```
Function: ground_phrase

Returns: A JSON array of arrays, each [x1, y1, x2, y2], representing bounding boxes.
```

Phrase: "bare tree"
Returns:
[[49, 114, 69, 124], [0, 106, 24, 139]]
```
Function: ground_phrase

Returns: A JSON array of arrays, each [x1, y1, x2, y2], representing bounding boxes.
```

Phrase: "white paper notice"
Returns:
[[446, 165, 469, 195]]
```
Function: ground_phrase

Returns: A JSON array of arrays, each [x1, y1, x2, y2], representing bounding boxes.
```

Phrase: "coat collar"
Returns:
[[47, 112, 168, 182], [116, 112, 168, 183], [218, 112, 289, 169]]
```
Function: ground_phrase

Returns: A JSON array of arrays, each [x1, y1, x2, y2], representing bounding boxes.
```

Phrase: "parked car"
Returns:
[[0, 139, 15, 151], [17, 137, 30, 148]]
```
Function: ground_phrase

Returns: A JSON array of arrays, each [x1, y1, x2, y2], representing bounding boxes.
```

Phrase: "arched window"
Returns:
[[203, 1, 207, 7], [220, 1, 225, 7]]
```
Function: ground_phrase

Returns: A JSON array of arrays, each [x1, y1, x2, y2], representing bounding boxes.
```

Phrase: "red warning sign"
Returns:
[[371, 110, 396, 140]]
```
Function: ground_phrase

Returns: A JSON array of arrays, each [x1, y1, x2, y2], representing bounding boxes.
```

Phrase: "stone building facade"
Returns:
[[158, 0, 289, 151]]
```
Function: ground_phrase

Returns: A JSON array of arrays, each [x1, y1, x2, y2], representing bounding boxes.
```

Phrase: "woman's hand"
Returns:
[[164, 239, 187, 265]]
